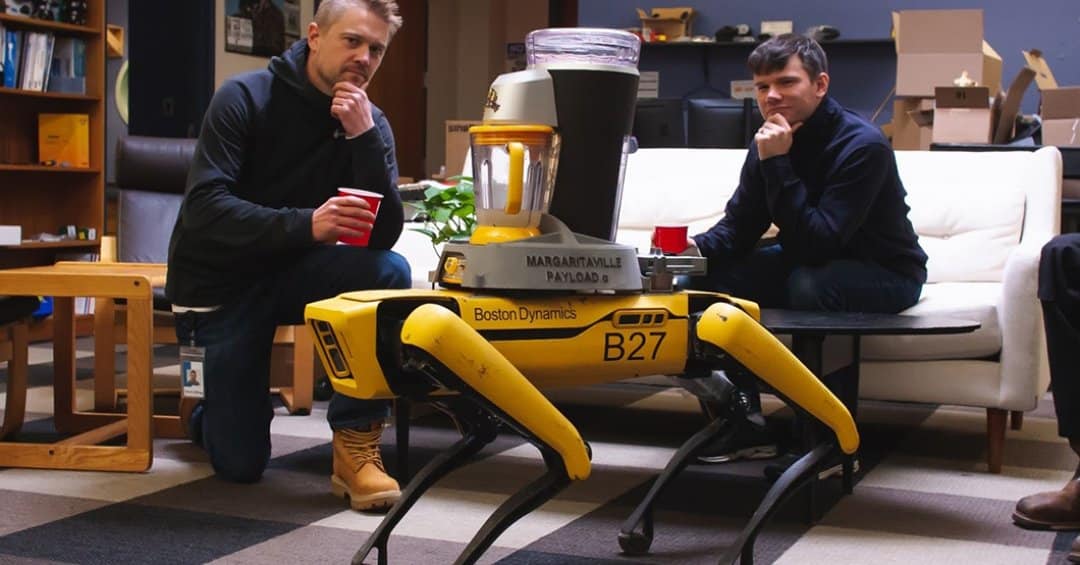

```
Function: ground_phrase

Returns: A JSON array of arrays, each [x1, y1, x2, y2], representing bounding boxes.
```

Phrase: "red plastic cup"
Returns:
[[653, 225, 689, 255], [337, 187, 383, 247]]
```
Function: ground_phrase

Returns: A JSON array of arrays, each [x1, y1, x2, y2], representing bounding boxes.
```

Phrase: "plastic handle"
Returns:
[[505, 142, 523, 214]]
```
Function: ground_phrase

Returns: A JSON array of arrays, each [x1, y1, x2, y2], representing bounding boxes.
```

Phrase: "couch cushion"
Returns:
[[860, 281, 1001, 361], [895, 150, 1027, 284], [620, 148, 744, 231], [393, 224, 443, 288]]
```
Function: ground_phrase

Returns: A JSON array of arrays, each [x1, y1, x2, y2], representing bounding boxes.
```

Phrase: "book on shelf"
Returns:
[[39, 113, 90, 168], [3, 28, 20, 88], [0, 28, 86, 94]]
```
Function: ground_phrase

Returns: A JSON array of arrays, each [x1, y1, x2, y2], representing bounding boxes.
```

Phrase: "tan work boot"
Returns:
[[331, 426, 401, 512]]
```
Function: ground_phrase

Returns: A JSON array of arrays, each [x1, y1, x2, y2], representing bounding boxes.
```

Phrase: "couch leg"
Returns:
[[1010, 410, 1024, 431], [987, 408, 1006, 474]]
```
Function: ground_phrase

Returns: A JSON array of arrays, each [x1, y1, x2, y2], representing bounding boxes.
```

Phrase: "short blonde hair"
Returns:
[[315, 0, 403, 38]]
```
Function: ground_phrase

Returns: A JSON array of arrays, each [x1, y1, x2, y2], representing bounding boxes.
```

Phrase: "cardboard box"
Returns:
[[893, 10, 1002, 97], [730, 79, 755, 100], [891, 98, 934, 150], [38, 113, 89, 168], [636, 7, 694, 42], [445, 120, 482, 177], [932, 86, 993, 144], [1023, 50, 1080, 147]]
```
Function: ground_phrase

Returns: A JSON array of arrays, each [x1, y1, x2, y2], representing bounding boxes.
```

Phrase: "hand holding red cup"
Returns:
[[336, 187, 383, 246], [652, 225, 689, 255]]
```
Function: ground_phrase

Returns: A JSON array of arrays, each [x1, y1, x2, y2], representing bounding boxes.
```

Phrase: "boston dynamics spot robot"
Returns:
[[305, 28, 858, 565]]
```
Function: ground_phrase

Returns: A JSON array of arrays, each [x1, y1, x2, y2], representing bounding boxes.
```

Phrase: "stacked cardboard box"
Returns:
[[1024, 50, 1080, 147], [890, 9, 1003, 150]]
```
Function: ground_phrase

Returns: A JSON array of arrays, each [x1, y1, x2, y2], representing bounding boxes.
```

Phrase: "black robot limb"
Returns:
[[355, 303, 591, 565], [619, 301, 859, 560]]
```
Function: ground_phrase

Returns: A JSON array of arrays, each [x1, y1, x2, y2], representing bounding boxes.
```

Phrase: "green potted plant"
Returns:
[[408, 176, 477, 258]]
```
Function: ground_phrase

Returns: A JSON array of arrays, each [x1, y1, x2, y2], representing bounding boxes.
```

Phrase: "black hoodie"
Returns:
[[165, 40, 404, 307]]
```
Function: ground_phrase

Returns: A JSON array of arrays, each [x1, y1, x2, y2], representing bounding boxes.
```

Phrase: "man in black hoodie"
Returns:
[[166, 0, 408, 512], [681, 35, 928, 466]]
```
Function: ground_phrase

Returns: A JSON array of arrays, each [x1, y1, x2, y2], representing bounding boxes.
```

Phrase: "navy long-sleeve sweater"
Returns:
[[692, 96, 927, 284], [165, 40, 404, 307]]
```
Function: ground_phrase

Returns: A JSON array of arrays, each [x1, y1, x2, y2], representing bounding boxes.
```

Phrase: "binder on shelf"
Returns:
[[48, 37, 85, 94], [4, 28, 21, 88], [38, 113, 90, 168]]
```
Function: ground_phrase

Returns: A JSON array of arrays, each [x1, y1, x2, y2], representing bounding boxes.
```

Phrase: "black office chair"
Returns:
[[96, 136, 314, 418]]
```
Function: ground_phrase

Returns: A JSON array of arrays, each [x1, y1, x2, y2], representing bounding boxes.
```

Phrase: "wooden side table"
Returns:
[[0, 261, 162, 472]]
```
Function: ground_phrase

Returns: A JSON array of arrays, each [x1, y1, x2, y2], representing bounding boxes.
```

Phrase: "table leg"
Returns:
[[124, 296, 153, 468], [52, 297, 77, 432]]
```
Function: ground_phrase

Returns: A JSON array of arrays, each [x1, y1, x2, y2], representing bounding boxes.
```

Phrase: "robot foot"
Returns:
[[618, 415, 728, 555], [352, 399, 499, 565]]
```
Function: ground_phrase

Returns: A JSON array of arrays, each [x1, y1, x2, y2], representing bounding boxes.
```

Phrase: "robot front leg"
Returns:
[[620, 301, 859, 562], [364, 303, 591, 565]]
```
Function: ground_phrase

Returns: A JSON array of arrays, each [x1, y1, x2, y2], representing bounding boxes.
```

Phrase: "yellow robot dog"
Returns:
[[306, 268, 858, 565], [305, 28, 857, 565]]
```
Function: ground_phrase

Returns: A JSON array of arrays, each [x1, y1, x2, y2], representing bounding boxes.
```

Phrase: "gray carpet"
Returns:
[[0, 338, 1075, 564]]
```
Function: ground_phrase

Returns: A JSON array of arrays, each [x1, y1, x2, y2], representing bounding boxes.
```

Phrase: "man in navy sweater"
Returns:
[[166, 0, 409, 511], [682, 34, 927, 464]]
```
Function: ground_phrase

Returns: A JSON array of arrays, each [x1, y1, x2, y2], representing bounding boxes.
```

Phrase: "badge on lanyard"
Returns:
[[180, 345, 206, 399]]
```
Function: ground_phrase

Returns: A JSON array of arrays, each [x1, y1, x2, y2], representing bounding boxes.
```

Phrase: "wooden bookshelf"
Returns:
[[0, 3, 104, 270]]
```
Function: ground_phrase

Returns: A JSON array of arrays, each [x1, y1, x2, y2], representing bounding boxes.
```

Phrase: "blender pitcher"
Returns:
[[469, 124, 560, 245]]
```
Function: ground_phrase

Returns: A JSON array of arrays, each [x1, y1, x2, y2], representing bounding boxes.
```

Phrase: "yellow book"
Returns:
[[38, 113, 90, 168]]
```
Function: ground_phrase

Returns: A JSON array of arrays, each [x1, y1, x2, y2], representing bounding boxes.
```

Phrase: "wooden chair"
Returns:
[[0, 296, 37, 440], [93, 137, 313, 429]]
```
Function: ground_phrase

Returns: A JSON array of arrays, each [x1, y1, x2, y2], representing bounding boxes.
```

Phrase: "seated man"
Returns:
[[1014, 234, 1080, 563], [681, 34, 927, 463], [166, 0, 410, 511]]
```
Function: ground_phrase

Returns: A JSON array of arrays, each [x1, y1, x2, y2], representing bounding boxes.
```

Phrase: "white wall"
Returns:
[[214, 0, 316, 88]]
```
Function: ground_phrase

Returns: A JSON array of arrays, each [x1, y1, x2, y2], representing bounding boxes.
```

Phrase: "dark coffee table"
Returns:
[[760, 309, 980, 415], [758, 309, 980, 520]]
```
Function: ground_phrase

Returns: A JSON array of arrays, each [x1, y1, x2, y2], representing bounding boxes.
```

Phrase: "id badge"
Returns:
[[180, 345, 206, 399]]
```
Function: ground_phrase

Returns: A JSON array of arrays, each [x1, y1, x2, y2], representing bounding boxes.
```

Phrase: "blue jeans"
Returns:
[[173, 245, 411, 482], [684, 244, 923, 410], [686, 244, 923, 312]]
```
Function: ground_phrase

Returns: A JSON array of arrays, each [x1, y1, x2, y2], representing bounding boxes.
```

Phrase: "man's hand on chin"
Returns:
[[755, 114, 802, 160], [331, 81, 375, 138]]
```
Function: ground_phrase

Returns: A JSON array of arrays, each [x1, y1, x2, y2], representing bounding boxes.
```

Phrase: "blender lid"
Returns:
[[526, 28, 641, 70]]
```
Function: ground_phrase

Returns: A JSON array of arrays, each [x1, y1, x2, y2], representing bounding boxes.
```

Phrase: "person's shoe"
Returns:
[[331, 426, 401, 513], [1070, 535, 1080, 563], [1013, 480, 1080, 530], [696, 416, 779, 464]]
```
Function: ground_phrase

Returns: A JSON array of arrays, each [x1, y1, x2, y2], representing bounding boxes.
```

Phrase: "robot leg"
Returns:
[[399, 303, 590, 565]]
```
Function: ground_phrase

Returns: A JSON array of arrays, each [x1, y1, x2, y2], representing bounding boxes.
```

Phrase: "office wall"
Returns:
[[105, 0, 128, 185], [425, 0, 549, 176], [214, 0, 317, 88], [580, 0, 1080, 118]]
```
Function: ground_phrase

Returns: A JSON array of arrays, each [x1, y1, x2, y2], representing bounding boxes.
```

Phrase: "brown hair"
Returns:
[[747, 33, 828, 78], [315, 0, 403, 38]]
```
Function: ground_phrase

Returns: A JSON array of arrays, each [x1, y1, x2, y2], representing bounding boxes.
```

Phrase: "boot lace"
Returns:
[[339, 428, 387, 472]]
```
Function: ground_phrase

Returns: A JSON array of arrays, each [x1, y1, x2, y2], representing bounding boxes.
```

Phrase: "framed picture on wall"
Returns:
[[225, 0, 301, 57]]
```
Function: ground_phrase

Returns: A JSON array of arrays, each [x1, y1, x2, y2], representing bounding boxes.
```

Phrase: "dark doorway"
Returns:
[[365, 0, 427, 181], [549, 0, 577, 27], [128, 0, 215, 138]]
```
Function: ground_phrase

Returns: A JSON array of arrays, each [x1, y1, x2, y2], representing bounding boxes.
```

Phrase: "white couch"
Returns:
[[393, 146, 1063, 473]]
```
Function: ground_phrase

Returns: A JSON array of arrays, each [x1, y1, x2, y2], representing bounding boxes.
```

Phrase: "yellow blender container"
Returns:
[[469, 124, 560, 245]]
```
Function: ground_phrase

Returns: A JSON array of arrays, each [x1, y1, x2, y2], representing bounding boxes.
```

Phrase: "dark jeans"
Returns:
[[684, 244, 924, 410], [1039, 234, 1080, 440], [173, 245, 411, 482]]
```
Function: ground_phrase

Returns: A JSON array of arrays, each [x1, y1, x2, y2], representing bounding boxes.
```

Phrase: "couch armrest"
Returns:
[[996, 242, 1050, 409]]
